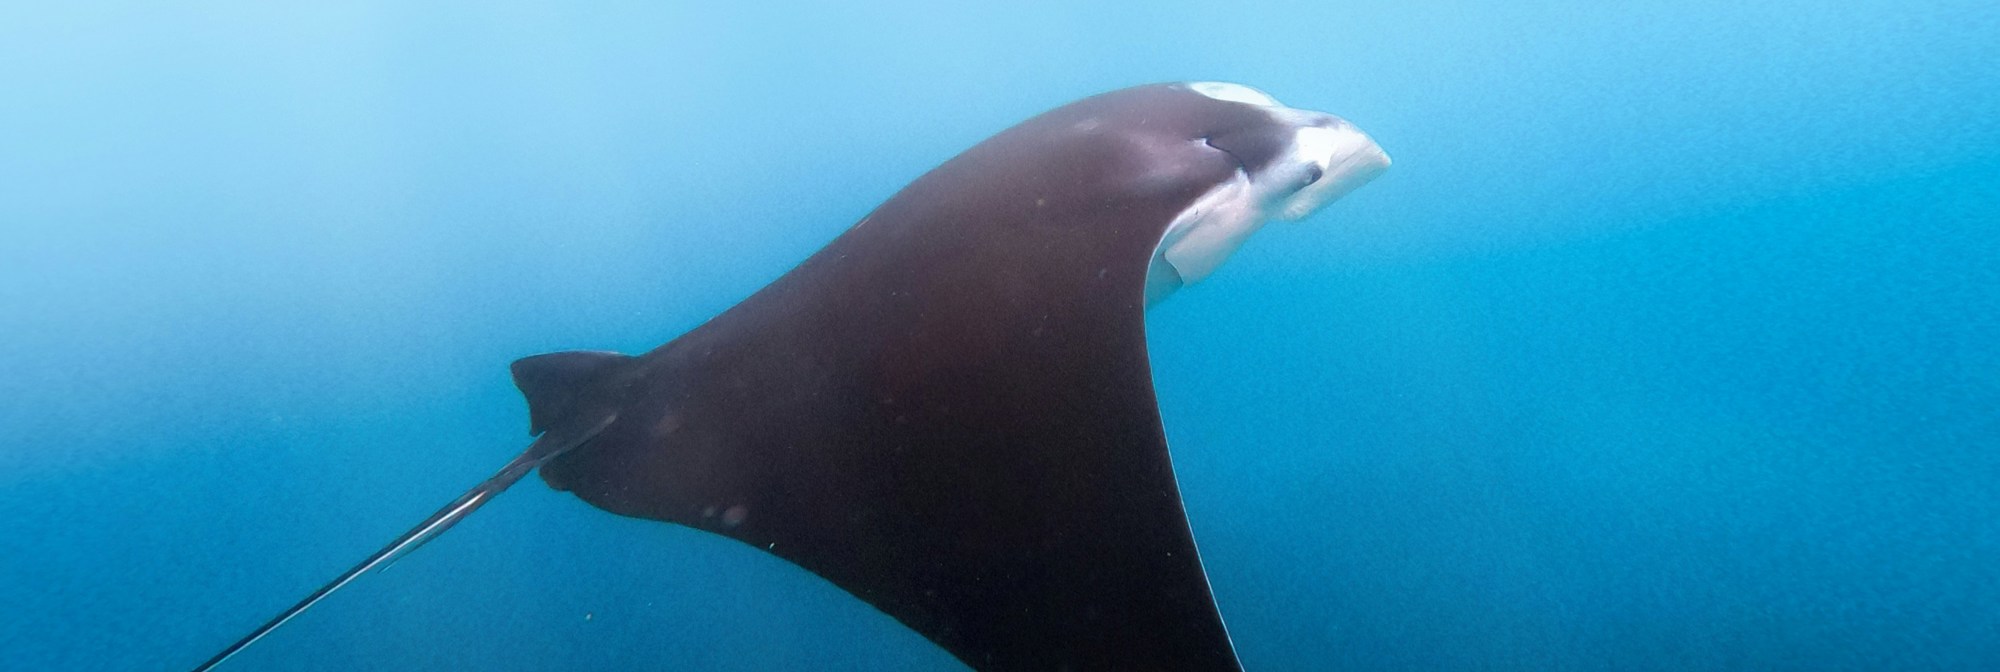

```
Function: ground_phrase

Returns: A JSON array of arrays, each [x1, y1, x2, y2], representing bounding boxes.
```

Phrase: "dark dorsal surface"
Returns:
[[189, 82, 1389, 672], [532, 85, 1270, 671]]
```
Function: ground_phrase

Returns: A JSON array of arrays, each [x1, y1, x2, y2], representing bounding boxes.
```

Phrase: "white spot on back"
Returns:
[[1187, 82, 1282, 107]]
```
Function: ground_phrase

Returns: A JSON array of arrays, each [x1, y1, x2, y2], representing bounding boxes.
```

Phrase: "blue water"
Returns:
[[3, 2, 1996, 670]]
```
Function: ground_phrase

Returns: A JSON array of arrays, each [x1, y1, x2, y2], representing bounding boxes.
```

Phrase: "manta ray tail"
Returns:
[[188, 356, 621, 672]]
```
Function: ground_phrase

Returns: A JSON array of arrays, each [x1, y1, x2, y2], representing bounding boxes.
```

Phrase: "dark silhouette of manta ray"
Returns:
[[190, 82, 1388, 672]]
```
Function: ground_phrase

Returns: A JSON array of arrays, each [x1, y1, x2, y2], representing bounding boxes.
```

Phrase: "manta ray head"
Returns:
[[1144, 81, 1392, 306]]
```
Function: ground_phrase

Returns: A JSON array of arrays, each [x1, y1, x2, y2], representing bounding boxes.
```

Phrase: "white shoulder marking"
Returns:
[[1186, 82, 1282, 107]]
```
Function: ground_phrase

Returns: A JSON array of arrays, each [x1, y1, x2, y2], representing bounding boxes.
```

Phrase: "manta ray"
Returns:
[[191, 81, 1389, 672]]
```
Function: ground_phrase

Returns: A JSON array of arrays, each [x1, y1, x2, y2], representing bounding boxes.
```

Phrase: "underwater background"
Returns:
[[3, 1, 1996, 670]]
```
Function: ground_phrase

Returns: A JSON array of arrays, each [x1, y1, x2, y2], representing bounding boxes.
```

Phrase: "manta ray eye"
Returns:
[[1301, 164, 1324, 186]]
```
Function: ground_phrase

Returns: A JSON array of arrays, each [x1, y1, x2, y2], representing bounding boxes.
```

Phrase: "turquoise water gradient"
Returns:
[[3, 2, 1996, 670]]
